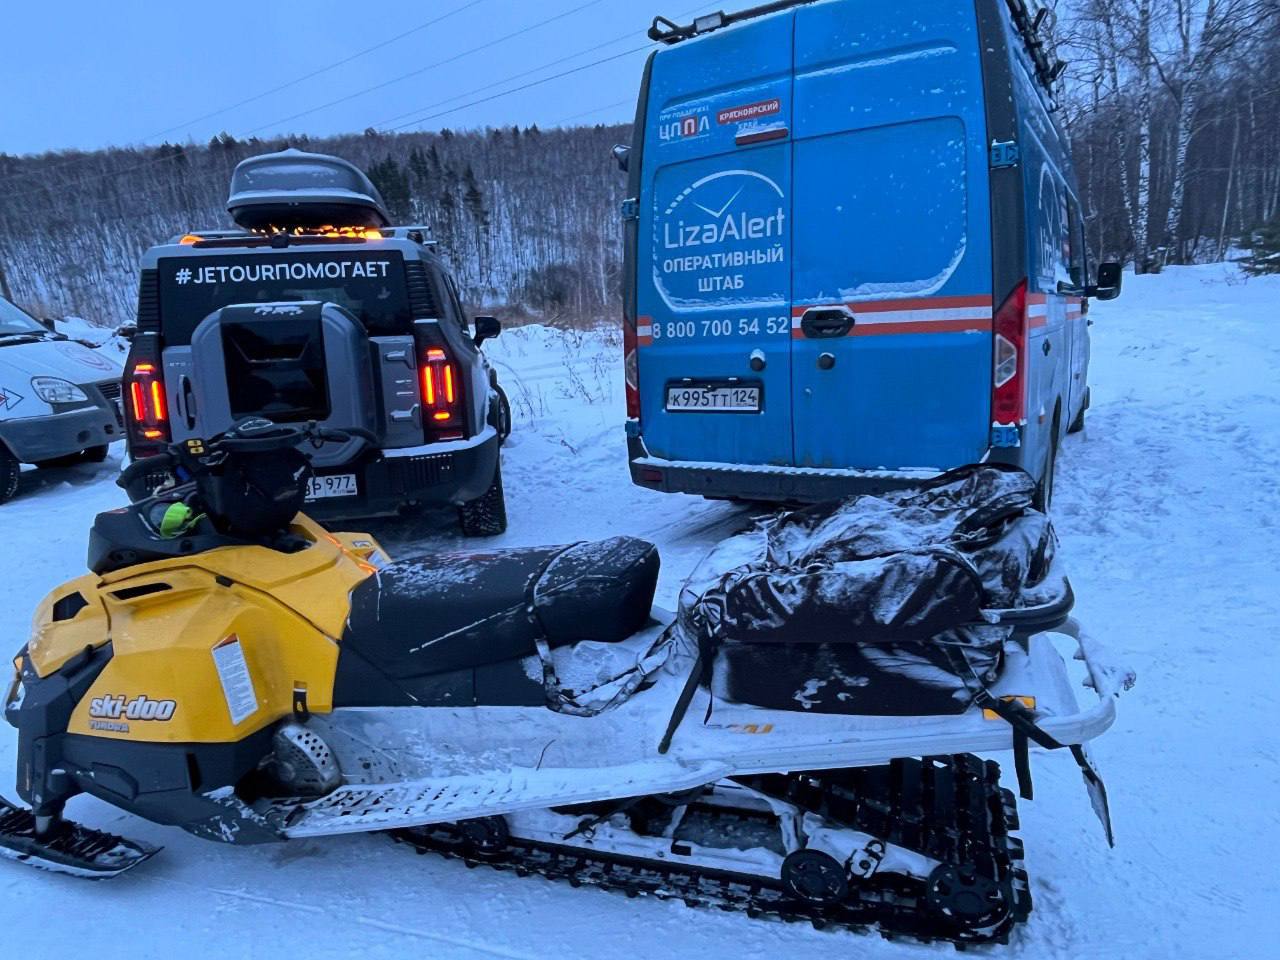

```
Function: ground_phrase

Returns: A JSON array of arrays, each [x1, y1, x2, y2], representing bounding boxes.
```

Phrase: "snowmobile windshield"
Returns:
[[0, 298, 48, 338], [155, 250, 413, 345]]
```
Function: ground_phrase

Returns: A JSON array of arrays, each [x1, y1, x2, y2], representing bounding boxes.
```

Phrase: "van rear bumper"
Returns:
[[0, 405, 120, 463], [305, 426, 500, 520], [627, 432, 946, 503]]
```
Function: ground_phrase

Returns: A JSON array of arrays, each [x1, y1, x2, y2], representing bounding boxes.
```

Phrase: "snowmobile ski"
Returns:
[[0, 797, 159, 879], [390, 754, 1031, 946]]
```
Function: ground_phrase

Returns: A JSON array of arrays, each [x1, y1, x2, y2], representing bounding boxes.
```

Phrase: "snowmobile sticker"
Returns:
[[88, 695, 177, 722], [0, 386, 22, 411], [212, 635, 259, 726]]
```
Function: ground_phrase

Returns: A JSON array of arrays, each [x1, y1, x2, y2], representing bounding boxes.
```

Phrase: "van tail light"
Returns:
[[992, 279, 1028, 427], [420, 345, 464, 438], [623, 320, 640, 420], [125, 356, 171, 448]]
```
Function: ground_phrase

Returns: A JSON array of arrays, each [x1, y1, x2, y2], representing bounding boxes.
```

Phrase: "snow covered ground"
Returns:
[[2, 264, 1277, 958]]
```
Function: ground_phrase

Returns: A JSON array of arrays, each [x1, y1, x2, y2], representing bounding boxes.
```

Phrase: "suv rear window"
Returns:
[[156, 250, 412, 345]]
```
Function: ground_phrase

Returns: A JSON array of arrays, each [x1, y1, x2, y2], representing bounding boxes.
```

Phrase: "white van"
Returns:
[[0, 296, 124, 503]]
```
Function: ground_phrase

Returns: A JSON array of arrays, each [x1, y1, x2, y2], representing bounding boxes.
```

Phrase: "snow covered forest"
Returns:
[[0, 0, 1277, 327], [1057, 0, 1279, 271], [0, 123, 630, 328]]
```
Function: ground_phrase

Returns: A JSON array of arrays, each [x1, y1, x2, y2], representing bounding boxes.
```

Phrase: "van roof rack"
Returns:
[[648, 0, 818, 44], [1004, 0, 1067, 100]]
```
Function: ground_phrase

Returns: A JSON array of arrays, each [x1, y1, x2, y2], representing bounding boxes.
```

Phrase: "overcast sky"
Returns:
[[1, 0, 710, 156]]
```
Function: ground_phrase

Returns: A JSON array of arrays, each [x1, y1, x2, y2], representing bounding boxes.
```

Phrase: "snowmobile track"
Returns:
[[390, 754, 1031, 947]]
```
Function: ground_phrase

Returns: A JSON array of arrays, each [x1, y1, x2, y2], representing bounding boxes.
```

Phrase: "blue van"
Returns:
[[619, 0, 1121, 506]]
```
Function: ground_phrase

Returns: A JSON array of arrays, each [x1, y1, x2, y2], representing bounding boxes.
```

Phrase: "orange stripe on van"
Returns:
[[790, 294, 992, 318]]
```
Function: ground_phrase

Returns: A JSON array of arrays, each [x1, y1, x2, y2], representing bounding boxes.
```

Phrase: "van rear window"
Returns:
[[156, 251, 411, 345]]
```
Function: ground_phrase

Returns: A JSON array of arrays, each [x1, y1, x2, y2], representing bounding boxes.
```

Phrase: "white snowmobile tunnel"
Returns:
[[256, 465, 1120, 844]]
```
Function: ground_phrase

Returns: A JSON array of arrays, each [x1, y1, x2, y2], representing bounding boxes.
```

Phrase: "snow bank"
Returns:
[[1, 265, 1277, 957]]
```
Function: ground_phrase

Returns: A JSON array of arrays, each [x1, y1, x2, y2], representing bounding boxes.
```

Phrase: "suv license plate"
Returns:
[[305, 474, 359, 500], [666, 384, 761, 413]]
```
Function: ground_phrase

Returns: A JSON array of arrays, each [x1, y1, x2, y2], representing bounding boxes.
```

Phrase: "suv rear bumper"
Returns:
[[306, 426, 500, 520], [627, 431, 948, 502]]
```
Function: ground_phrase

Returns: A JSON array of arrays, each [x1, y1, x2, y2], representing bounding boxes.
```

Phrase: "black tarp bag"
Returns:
[[677, 464, 1060, 717]]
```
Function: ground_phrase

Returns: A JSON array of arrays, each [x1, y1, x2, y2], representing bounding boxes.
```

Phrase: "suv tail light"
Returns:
[[992, 279, 1028, 426], [623, 319, 640, 420], [420, 345, 464, 439], [124, 340, 171, 451]]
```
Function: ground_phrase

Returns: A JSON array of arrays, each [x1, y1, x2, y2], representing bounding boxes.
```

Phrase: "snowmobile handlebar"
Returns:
[[117, 421, 377, 490]]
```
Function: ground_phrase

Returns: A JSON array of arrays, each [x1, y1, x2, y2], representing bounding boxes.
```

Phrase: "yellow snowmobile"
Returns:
[[2, 419, 1125, 945]]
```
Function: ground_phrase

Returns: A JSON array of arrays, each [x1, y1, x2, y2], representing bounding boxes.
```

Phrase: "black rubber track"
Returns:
[[390, 754, 1031, 947]]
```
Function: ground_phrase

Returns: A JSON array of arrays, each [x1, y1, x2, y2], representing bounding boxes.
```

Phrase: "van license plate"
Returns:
[[666, 384, 761, 413], [305, 474, 359, 500]]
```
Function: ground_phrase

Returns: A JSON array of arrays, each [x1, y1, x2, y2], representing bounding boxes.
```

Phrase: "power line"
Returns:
[[551, 98, 635, 126], [0, 0, 489, 186], [385, 46, 651, 132], [1, 1, 712, 214], [149, 0, 489, 140], [0, 0, 614, 208], [243, 0, 611, 135], [370, 0, 710, 130]]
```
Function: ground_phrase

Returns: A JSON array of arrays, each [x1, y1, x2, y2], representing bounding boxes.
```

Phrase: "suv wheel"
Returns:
[[0, 444, 20, 504], [458, 460, 508, 537]]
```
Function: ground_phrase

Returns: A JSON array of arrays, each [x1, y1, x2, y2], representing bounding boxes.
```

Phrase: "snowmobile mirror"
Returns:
[[612, 144, 631, 173], [473, 315, 501, 348], [1089, 262, 1123, 301], [117, 323, 137, 342]]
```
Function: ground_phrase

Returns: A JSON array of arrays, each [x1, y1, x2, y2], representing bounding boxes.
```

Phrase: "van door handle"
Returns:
[[800, 307, 855, 339]]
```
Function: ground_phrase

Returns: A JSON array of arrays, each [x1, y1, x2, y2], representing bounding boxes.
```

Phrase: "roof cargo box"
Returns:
[[226, 148, 391, 230]]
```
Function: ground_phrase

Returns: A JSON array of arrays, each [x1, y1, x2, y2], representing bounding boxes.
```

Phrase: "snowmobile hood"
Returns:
[[0, 338, 120, 390]]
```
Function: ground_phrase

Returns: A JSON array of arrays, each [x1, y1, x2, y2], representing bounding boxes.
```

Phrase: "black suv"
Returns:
[[122, 149, 510, 535]]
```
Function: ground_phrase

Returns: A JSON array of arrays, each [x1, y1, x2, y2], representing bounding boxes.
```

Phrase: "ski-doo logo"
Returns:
[[88, 695, 177, 722], [254, 304, 304, 316]]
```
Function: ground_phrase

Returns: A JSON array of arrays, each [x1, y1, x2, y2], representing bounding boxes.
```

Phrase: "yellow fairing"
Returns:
[[28, 515, 382, 745]]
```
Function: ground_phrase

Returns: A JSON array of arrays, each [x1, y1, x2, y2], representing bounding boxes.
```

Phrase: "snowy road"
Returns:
[[1, 265, 1277, 959]]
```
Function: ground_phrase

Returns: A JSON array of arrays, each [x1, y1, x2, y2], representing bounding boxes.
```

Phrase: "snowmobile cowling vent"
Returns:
[[227, 148, 392, 230]]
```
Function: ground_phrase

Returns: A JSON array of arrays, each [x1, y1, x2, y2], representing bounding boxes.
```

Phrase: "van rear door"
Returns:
[[789, 1, 994, 470], [635, 13, 794, 466]]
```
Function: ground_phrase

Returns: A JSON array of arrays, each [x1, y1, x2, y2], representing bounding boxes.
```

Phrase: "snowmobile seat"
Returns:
[[339, 537, 660, 683]]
